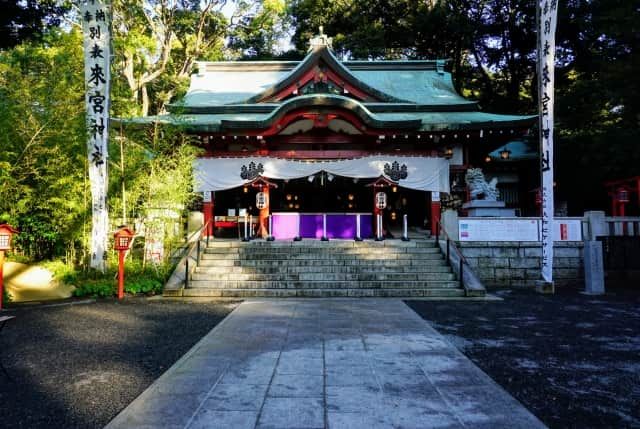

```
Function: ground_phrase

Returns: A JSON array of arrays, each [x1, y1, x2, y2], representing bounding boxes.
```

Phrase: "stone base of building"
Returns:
[[458, 241, 584, 289], [462, 200, 517, 217]]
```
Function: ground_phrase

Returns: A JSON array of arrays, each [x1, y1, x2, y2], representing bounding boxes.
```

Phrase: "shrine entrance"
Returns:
[[209, 174, 433, 240]]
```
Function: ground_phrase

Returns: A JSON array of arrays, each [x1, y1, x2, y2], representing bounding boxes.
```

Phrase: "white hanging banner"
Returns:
[[82, 0, 111, 271], [194, 155, 450, 193], [537, 0, 559, 284]]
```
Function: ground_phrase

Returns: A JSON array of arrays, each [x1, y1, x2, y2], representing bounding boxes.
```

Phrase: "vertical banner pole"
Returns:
[[82, 0, 111, 272], [402, 214, 409, 241], [537, 0, 559, 293], [355, 214, 362, 241], [267, 215, 274, 241], [242, 214, 249, 242], [294, 214, 301, 241], [321, 214, 328, 241]]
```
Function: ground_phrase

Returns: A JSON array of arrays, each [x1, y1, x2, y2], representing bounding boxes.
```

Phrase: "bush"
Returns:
[[72, 280, 115, 298], [71, 259, 172, 298], [2, 288, 12, 304]]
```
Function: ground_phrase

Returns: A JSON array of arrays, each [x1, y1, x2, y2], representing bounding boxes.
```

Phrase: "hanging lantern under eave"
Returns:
[[485, 155, 492, 163], [500, 147, 511, 160], [443, 147, 453, 159], [617, 187, 630, 203]]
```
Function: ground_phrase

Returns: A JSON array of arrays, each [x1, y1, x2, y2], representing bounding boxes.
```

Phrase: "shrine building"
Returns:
[[124, 32, 537, 240]]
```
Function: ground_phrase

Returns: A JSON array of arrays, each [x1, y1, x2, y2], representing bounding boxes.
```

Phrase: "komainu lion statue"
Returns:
[[465, 168, 500, 201]]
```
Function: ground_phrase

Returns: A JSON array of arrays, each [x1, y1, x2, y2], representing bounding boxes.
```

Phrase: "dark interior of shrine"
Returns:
[[213, 175, 432, 230]]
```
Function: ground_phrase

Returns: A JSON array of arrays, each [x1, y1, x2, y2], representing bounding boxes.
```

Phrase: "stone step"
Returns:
[[199, 252, 445, 261], [203, 246, 439, 254], [195, 264, 452, 274], [203, 240, 436, 248], [191, 272, 456, 282], [180, 287, 465, 298], [197, 258, 447, 267], [187, 280, 461, 289]]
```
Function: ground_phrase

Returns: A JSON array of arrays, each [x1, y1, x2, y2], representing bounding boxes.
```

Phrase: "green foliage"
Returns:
[[0, 29, 87, 260], [72, 280, 115, 298], [2, 288, 12, 304], [71, 257, 172, 298]]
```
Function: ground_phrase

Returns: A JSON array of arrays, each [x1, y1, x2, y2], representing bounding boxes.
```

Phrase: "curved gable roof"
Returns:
[[175, 48, 478, 111]]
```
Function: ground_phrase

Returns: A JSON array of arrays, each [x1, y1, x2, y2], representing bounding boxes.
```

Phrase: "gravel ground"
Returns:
[[406, 287, 640, 429], [0, 298, 238, 429]]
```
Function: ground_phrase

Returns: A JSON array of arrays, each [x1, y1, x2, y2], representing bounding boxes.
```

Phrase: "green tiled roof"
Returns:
[[116, 45, 535, 131]]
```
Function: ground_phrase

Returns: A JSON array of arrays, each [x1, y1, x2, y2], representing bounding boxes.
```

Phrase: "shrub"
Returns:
[[72, 280, 115, 298]]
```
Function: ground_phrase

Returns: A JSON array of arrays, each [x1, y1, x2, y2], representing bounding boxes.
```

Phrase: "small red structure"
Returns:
[[605, 176, 640, 216], [248, 176, 278, 238], [0, 224, 18, 310], [113, 226, 135, 300]]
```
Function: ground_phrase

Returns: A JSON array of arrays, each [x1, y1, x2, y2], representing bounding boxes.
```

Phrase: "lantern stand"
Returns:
[[615, 187, 630, 217], [113, 226, 135, 300], [366, 176, 395, 241], [0, 224, 18, 310], [247, 176, 278, 239]]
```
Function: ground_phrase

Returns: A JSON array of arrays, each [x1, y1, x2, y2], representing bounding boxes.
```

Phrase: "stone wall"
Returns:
[[458, 241, 584, 288]]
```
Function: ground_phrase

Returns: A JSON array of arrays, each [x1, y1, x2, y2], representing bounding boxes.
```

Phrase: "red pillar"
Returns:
[[258, 187, 270, 238], [373, 188, 382, 237], [117, 250, 125, 300], [203, 191, 214, 237], [0, 250, 4, 310], [430, 192, 441, 236]]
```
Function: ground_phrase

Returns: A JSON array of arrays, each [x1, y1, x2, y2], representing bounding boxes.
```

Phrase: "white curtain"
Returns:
[[194, 155, 449, 192]]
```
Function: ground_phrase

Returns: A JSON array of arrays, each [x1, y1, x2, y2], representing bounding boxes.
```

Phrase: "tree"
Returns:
[[0, 0, 69, 49], [0, 29, 87, 260], [227, 0, 291, 59], [112, 0, 228, 116]]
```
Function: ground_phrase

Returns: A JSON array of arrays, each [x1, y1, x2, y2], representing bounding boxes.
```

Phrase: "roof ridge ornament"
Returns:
[[308, 26, 333, 52]]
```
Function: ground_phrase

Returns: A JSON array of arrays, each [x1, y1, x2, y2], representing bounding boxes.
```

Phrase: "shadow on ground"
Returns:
[[0, 298, 238, 429], [406, 287, 640, 429]]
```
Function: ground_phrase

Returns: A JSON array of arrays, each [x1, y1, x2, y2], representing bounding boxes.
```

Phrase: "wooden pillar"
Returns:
[[258, 186, 270, 238], [203, 191, 214, 237], [430, 191, 441, 235], [373, 187, 382, 237]]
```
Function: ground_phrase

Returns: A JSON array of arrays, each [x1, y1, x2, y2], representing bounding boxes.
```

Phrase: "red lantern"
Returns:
[[113, 226, 135, 251], [113, 226, 135, 300], [0, 224, 17, 251], [0, 224, 18, 310]]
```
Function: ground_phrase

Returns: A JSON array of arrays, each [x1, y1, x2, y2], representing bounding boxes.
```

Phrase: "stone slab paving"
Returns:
[[106, 299, 546, 429]]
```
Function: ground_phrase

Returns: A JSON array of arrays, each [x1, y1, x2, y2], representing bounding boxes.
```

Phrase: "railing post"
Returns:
[[435, 221, 440, 245], [197, 239, 201, 263], [446, 238, 450, 261], [459, 258, 464, 288], [185, 258, 189, 289]]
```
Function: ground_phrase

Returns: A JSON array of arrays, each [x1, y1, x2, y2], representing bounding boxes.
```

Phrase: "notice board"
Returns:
[[458, 218, 582, 242]]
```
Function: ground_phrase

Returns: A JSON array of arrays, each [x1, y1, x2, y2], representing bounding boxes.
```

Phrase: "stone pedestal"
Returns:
[[583, 240, 605, 295], [462, 200, 516, 217]]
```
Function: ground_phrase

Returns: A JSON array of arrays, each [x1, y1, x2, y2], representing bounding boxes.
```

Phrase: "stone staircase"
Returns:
[[177, 239, 467, 298]]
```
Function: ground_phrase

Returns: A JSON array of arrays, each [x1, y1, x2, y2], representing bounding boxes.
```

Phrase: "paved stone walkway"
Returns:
[[106, 299, 546, 429]]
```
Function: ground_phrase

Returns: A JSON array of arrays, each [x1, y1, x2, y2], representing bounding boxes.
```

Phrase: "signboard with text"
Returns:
[[82, 0, 111, 270], [537, 0, 560, 282], [458, 218, 582, 242]]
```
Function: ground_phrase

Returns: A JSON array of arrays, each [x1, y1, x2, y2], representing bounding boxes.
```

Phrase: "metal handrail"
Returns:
[[436, 221, 470, 291], [185, 217, 214, 288]]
